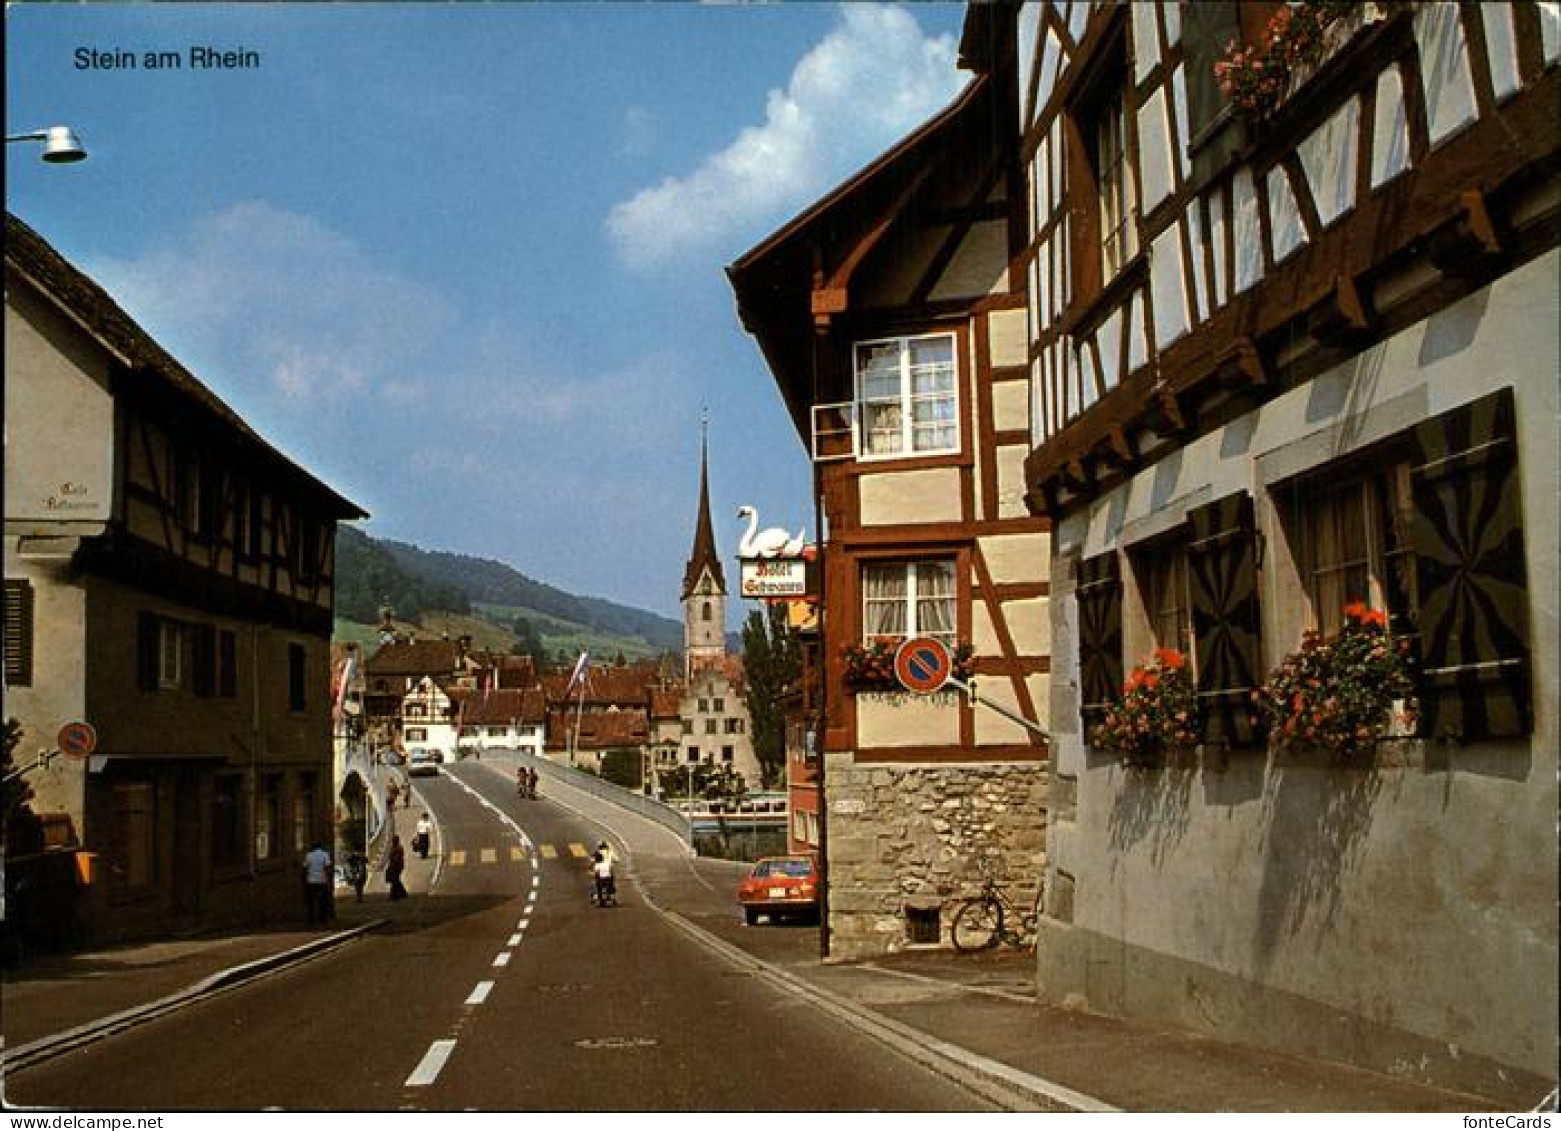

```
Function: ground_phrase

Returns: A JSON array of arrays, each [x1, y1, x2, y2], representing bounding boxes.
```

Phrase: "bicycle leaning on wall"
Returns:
[[949, 864, 1042, 953]]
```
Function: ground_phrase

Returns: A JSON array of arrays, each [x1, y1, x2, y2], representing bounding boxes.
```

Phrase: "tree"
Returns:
[[2, 719, 44, 859], [509, 615, 549, 668], [741, 604, 800, 788]]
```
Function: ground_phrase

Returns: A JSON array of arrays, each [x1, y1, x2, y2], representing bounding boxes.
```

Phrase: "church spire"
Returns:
[[681, 414, 726, 600]]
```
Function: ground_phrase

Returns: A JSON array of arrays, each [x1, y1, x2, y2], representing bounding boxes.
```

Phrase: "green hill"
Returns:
[[333, 525, 683, 664]]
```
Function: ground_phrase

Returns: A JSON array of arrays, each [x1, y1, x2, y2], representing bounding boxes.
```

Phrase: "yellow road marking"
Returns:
[[539, 845, 557, 859], [480, 848, 497, 864], [510, 846, 526, 862], [449, 850, 466, 866], [568, 843, 588, 858]]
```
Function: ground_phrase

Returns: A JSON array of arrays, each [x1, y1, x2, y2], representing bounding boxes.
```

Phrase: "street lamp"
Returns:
[[6, 126, 87, 163]]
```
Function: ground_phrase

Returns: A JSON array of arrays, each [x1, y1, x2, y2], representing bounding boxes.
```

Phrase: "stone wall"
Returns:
[[824, 751, 1047, 960]]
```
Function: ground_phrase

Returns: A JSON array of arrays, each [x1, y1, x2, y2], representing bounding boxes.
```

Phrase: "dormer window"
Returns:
[[854, 333, 958, 459]]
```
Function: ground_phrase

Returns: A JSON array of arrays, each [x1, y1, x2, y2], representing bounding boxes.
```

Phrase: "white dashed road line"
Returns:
[[465, 981, 495, 1006], [405, 1039, 457, 1088]]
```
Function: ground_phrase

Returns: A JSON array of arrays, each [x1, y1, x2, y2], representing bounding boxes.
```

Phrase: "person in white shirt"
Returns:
[[591, 842, 616, 905], [302, 843, 333, 926]]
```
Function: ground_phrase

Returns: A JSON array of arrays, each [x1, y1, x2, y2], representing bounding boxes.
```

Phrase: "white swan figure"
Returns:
[[737, 505, 805, 559]]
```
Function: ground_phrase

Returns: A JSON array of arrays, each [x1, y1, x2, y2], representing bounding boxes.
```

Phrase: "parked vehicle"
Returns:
[[408, 748, 440, 777], [736, 855, 818, 926]]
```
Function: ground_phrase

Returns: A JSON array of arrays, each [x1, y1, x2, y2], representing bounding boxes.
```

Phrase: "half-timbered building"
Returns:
[[4, 214, 367, 943], [1011, 1, 1557, 1101], [729, 8, 1050, 959]]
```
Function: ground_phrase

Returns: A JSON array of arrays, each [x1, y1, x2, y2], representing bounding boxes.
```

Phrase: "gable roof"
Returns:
[[366, 638, 463, 677], [449, 687, 547, 726], [726, 70, 998, 441], [6, 213, 366, 520]]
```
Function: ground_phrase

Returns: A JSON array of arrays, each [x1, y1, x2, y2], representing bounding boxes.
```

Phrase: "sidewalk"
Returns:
[[0, 760, 1534, 1112]]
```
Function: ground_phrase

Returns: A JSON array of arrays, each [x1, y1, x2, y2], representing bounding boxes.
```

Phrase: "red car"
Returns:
[[737, 855, 819, 925]]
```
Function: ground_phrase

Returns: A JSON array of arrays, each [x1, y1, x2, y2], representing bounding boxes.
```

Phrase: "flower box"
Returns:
[[1090, 648, 1200, 765], [1252, 603, 1417, 759]]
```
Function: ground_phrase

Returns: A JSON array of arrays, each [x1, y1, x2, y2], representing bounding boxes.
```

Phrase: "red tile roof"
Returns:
[[449, 687, 547, 726]]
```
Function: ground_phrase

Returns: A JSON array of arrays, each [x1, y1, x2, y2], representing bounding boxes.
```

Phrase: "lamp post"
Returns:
[[6, 126, 87, 163]]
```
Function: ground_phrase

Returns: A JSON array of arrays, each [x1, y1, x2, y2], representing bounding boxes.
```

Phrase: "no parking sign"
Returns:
[[58, 721, 98, 760], [893, 637, 953, 695]]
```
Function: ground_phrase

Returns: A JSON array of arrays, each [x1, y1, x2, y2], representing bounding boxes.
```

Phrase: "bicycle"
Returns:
[[949, 875, 1041, 953]]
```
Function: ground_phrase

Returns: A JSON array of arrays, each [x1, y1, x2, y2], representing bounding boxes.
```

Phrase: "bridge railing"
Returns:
[[513, 751, 692, 847]]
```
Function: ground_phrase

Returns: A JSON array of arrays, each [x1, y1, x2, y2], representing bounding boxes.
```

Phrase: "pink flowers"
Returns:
[[1212, 1, 1357, 116]]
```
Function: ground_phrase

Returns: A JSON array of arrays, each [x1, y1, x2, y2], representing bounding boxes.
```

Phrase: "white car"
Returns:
[[408, 748, 441, 777]]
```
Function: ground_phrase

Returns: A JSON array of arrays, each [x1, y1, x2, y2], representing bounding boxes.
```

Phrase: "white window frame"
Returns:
[[853, 333, 959, 461], [861, 559, 958, 645]]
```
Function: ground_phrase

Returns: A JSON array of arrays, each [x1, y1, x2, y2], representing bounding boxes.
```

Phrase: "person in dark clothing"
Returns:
[[386, 836, 408, 900]]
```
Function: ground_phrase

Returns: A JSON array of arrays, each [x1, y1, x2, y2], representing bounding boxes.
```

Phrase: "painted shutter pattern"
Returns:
[[1409, 387, 1530, 738], [1076, 552, 1123, 730], [1187, 493, 1263, 746]]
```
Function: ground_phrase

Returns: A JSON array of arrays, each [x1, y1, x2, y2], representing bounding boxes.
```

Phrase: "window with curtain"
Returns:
[[1288, 462, 1417, 637], [1132, 538, 1192, 656], [855, 334, 958, 458], [862, 560, 956, 644]]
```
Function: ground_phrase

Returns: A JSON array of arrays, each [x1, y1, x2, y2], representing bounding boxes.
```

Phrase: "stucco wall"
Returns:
[[1037, 252, 1560, 1099], [859, 468, 962, 526]]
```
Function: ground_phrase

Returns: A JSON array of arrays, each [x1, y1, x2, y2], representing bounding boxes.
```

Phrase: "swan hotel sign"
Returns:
[[735, 504, 812, 598], [740, 557, 808, 598]]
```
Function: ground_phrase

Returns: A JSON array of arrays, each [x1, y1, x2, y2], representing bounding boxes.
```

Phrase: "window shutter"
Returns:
[[137, 612, 161, 691], [3, 579, 34, 687], [219, 631, 238, 698], [1075, 552, 1123, 731], [192, 624, 216, 698], [1187, 493, 1263, 746], [1409, 388, 1530, 738]]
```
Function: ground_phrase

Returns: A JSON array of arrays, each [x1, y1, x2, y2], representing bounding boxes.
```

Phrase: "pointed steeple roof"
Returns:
[[681, 421, 727, 600]]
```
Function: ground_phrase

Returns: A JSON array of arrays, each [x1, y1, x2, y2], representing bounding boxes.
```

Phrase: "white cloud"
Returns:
[[88, 201, 453, 409], [606, 4, 963, 269]]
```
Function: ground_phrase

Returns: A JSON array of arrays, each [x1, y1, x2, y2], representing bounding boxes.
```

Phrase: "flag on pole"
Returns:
[[333, 652, 357, 721], [566, 651, 590, 694]]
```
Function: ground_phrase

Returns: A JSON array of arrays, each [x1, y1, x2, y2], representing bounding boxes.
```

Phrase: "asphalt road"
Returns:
[[6, 764, 998, 1112]]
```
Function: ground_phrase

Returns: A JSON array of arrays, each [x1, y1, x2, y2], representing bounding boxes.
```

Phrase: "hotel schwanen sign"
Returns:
[[739, 558, 808, 599]]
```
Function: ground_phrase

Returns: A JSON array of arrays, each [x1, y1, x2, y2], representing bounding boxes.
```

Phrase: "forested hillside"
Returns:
[[333, 526, 683, 655]]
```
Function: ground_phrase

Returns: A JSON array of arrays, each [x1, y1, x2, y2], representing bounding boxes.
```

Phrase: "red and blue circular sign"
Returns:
[[894, 637, 953, 695], [57, 721, 98, 760]]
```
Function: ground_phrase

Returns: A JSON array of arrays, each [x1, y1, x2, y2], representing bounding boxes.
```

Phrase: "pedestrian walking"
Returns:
[[302, 842, 334, 925], [345, 851, 368, 902], [414, 813, 432, 859], [386, 779, 400, 811], [386, 835, 407, 900]]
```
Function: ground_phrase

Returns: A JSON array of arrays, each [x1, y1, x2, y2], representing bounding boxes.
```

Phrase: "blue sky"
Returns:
[[6, 2, 969, 628]]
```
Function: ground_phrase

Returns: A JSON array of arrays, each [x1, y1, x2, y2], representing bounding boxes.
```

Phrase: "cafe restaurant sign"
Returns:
[[740, 557, 808, 599]]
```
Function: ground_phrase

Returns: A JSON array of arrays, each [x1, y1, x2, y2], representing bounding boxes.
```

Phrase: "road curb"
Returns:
[[657, 910, 1114, 1113], [0, 920, 383, 1074]]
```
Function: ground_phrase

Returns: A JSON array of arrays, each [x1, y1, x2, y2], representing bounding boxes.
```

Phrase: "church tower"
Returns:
[[681, 424, 727, 678]]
